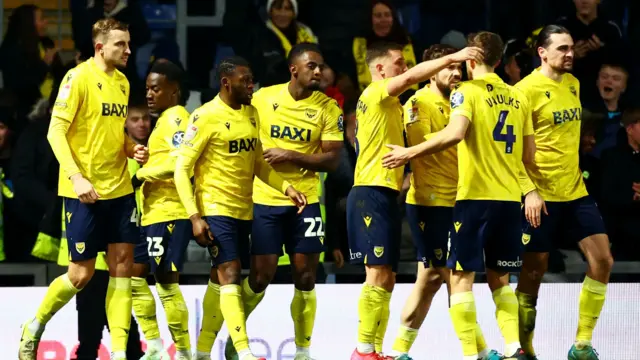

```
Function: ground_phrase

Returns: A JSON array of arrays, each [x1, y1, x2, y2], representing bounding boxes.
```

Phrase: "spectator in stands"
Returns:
[[557, 0, 623, 99], [600, 108, 640, 260], [349, 0, 417, 95], [498, 39, 534, 85], [0, 4, 65, 127], [124, 100, 151, 145], [320, 64, 345, 108]]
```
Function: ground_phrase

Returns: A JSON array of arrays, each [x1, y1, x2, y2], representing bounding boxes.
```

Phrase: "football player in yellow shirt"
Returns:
[[224, 43, 343, 360], [515, 25, 612, 360], [388, 44, 498, 360], [127, 61, 193, 360], [384, 32, 535, 360], [19, 19, 149, 360], [175, 56, 307, 360], [345, 40, 482, 360]]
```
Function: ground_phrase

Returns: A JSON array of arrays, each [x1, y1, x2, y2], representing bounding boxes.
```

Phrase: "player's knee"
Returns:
[[218, 262, 242, 285], [155, 270, 179, 284], [592, 251, 614, 275], [366, 265, 395, 291], [424, 273, 444, 294], [132, 263, 149, 278], [293, 269, 316, 291], [67, 264, 95, 289], [251, 269, 275, 293], [521, 253, 549, 282]]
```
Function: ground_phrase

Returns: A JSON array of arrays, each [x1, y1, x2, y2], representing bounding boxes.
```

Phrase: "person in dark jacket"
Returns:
[[599, 108, 640, 260]]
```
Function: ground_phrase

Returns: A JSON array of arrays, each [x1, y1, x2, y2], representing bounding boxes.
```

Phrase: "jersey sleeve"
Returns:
[[175, 111, 213, 217], [404, 96, 432, 143], [51, 69, 85, 122], [520, 93, 534, 137], [450, 83, 473, 121], [168, 110, 190, 156], [321, 100, 344, 141]]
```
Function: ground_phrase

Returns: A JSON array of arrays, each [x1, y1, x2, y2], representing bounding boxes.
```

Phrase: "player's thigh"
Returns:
[[133, 225, 149, 268], [485, 201, 525, 273], [251, 204, 286, 255], [522, 200, 563, 253], [346, 186, 402, 272], [566, 196, 608, 243], [142, 220, 192, 273], [288, 203, 325, 255], [205, 216, 251, 267], [407, 204, 451, 269], [447, 200, 488, 273], [104, 194, 139, 246], [64, 197, 102, 262]]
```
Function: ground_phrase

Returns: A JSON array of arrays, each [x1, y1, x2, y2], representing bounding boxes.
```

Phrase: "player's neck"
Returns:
[[539, 65, 563, 82], [287, 81, 313, 101], [471, 65, 493, 79], [93, 54, 116, 76], [219, 91, 241, 110], [577, 11, 597, 25], [428, 83, 445, 99]]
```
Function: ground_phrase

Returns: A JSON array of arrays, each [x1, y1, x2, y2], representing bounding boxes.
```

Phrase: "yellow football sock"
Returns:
[[157, 283, 190, 351], [241, 277, 265, 317], [493, 286, 521, 355], [391, 326, 419, 354], [357, 284, 388, 353], [35, 273, 80, 325], [196, 280, 225, 353], [449, 292, 478, 358], [576, 276, 607, 347], [515, 290, 537, 355], [131, 277, 160, 341], [475, 322, 488, 354], [290, 288, 317, 349], [106, 277, 132, 353], [374, 291, 391, 353], [220, 284, 250, 352]]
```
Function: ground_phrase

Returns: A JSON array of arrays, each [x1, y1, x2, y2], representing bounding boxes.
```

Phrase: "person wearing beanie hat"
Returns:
[[265, 0, 317, 58]]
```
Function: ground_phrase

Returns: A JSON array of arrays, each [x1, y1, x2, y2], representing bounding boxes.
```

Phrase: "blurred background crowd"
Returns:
[[0, 0, 638, 285]]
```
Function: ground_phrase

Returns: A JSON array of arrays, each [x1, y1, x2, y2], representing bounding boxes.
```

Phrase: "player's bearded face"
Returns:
[[100, 30, 131, 68], [543, 34, 574, 73], [230, 68, 254, 105], [435, 63, 462, 96]]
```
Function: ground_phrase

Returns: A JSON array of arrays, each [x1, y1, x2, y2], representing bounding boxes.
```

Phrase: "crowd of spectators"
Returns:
[[0, 0, 638, 278]]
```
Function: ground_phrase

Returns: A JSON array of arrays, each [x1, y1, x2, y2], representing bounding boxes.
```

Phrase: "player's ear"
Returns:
[[376, 63, 384, 77], [289, 63, 297, 77]]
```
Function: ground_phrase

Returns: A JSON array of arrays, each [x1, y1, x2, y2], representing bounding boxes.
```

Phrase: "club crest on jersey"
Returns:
[[373, 246, 384, 258], [522, 233, 531, 245], [172, 131, 185, 147], [338, 114, 344, 131], [450, 92, 464, 109], [305, 108, 318, 119], [569, 85, 577, 96]]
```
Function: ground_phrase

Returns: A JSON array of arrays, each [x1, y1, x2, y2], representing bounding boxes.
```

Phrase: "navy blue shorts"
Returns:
[[251, 203, 325, 256], [64, 195, 138, 262], [522, 196, 607, 253], [134, 220, 193, 272], [447, 200, 524, 273], [406, 204, 452, 268], [204, 216, 252, 267], [347, 186, 402, 271]]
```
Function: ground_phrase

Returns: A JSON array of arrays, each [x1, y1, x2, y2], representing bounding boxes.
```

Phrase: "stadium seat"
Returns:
[[140, 1, 177, 30]]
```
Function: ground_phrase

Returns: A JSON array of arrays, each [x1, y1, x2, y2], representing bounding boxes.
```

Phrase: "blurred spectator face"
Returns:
[[146, 72, 178, 116], [433, 63, 462, 97], [378, 49, 407, 78], [34, 8, 48, 37], [97, 29, 131, 69], [581, 130, 596, 153], [539, 33, 574, 73], [291, 51, 324, 91], [320, 66, 335, 91], [574, 0, 599, 17], [597, 65, 627, 102], [626, 119, 640, 147], [270, 0, 295, 30], [372, 2, 393, 38], [126, 107, 151, 144], [104, 0, 119, 13], [0, 123, 10, 150], [504, 56, 521, 85]]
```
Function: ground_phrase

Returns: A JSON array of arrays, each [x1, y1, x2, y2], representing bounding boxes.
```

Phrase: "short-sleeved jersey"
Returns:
[[178, 96, 260, 220], [353, 79, 405, 191], [515, 69, 588, 201], [404, 86, 457, 207], [141, 106, 190, 226], [251, 83, 344, 206], [51, 58, 132, 199], [450, 73, 533, 202]]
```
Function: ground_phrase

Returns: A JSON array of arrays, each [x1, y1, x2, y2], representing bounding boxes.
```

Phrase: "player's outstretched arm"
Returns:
[[382, 115, 469, 169], [263, 140, 343, 172], [386, 47, 483, 97]]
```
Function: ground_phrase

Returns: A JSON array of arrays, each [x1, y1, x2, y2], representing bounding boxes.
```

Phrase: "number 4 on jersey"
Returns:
[[493, 110, 516, 153]]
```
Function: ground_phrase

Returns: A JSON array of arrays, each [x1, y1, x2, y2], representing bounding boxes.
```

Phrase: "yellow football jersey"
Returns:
[[140, 105, 190, 226], [353, 79, 405, 191], [515, 69, 588, 201], [49, 58, 132, 199], [251, 83, 344, 206], [175, 96, 288, 220], [450, 73, 533, 202], [404, 85, 457, 207]]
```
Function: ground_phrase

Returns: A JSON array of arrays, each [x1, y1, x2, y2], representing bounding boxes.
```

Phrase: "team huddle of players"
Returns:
[[16, 16, 612, 360]]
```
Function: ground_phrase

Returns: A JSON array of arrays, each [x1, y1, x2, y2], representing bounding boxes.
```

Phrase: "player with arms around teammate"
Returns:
[[127, 61, 193, 360], [224, 43, 344, 360], [387, 44, 498, 360], [19, 18, 149, 360], [383, 32, 535, 360], [175, 56, 307, 360], [515, 25, 613, 360], [346, 41, 482, 360]]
